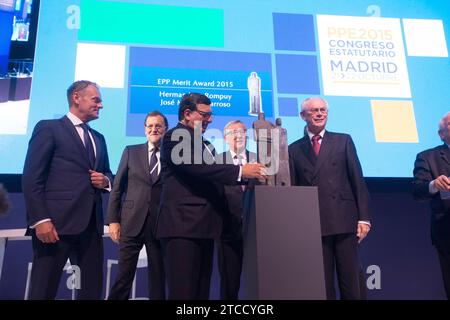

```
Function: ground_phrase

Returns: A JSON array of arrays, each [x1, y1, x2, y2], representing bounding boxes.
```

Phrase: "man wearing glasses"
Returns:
[[217, 120, 256, 300], [107, 111, 168, 299], [155, 93, 266, 299], [289, 97, 371, 299]]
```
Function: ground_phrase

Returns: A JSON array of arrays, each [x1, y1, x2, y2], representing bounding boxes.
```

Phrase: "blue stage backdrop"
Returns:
[[0, 0, 448, 177], [0, 0, 449, 301]]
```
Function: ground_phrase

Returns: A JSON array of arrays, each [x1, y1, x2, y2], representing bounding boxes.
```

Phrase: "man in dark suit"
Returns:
[[413, 112, 450, 299], [22, 80, 112, 299], [107, 111, 167, 300], [0, 183, 10, 216], [289, 97, 371, 300], [155, 93, 266, 299], [217, 120, 256, 300]]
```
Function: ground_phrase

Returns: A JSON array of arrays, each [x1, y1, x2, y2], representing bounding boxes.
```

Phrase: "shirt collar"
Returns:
[[229, 149, 246, 160], [306, 128, 325, 141], [66, 112, 85, 126], [148, 141, 159, 153]]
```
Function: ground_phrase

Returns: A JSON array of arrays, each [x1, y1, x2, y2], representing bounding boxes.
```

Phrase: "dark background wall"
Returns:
[[7, 0, 40, 61], [0, 176, 446, 299]]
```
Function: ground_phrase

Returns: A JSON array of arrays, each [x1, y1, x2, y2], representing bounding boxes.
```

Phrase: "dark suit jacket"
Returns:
[[413, 144, 450, 251], [107, 143, 162, 237], [217, 150, 256, 240], [155, 123, 240, 240], [22, 116, 112, 235], [289, 131, 371, 236]]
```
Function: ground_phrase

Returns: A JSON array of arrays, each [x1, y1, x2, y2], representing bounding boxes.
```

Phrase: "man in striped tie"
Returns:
[[107, 111, 168, 300]]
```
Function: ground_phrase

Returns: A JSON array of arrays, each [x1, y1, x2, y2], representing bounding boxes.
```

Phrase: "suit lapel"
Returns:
[[298, 136, 316, 168], [439, 144, 450, 166], [203, 139, 216, 161], [291, 137, 315, 184], [61, 116, 91, 167], [226, 151, 234, 165], [92, 131, 102, 170], [313, 131, 333, 177], [137, 143, 151, 183], [246, 150, 257, 163]]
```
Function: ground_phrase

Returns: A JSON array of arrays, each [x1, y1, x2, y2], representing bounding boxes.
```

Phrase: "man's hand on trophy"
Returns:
[[242, 163, 267, 180]]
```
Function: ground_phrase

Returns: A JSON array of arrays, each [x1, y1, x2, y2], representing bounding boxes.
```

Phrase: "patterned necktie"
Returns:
[[79, 123, 95, 168], [235, 154, 244, 166], [149, 148, 159, 184], [311, 134, 321, 156], [235, 155, 246, 191]]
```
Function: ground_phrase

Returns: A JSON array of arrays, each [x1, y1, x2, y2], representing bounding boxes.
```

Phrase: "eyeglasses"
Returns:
[[194, 110, 213, 119], [225, 129, 247, 136], [307, 107, 328, 114], [145, 124, 165, 131]]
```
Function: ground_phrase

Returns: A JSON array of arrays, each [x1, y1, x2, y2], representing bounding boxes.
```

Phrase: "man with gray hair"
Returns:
[[289, 97, 371, 299], [413, 111, 450, 299], [216, 120, 256, 299]]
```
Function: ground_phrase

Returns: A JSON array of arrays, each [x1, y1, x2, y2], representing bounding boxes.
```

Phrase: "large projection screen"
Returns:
[[0, 0, 449, 177]]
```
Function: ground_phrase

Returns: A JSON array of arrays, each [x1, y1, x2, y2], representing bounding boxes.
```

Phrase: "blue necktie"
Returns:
[[149, 148, 159, 184], [80, 123, 95, 169]]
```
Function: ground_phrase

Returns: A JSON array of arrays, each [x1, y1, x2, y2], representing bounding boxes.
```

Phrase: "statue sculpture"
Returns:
[[252, 113, 290, 186]]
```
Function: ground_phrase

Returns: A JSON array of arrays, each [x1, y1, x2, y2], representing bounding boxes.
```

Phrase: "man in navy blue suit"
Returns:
[[22, 80, 112, 299]]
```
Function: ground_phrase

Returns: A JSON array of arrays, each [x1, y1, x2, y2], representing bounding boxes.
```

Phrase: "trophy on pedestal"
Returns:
[[247, 72, 263, 116], [252, 113, 290, 186]]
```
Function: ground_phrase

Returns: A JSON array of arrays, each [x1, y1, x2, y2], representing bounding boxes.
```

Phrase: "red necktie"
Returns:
[[311, 135, 321, 156]]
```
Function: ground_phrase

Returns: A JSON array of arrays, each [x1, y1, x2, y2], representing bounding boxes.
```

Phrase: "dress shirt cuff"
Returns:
[[103, 177, 112, 192], [30, 218, 51, 229], [429, 180, 439, 194], [358, 220, 371, 228]]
